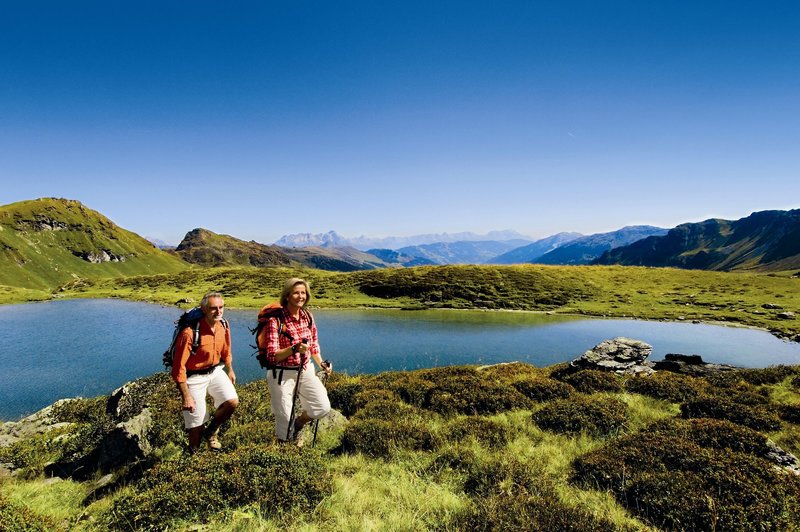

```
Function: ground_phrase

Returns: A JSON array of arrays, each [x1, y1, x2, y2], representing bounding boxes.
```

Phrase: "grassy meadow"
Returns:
[[2, 363, 800, 530], [32, 263, 800, 340]]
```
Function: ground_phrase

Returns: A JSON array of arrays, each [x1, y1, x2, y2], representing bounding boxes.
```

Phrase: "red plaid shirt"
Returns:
[[265, 307, 319, 368]]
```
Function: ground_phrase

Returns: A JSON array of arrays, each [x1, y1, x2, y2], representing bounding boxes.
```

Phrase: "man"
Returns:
[[172, 292, 238, 452]]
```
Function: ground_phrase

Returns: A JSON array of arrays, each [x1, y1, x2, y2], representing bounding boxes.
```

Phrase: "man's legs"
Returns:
[[204, 366, 239, 448]]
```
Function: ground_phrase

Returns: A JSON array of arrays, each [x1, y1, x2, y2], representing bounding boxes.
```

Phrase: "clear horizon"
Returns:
[[1, 2, 798, 244]]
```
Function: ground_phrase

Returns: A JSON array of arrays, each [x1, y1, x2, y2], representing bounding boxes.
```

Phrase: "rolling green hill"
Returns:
[[0, 198, 189, 291]]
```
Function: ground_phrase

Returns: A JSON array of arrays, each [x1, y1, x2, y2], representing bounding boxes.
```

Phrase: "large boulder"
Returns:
[[652, 353, 738, 377], [570, 337, 654, 375]]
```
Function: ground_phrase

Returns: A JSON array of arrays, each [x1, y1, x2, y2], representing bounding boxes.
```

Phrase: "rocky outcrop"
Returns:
[[72, 249, 126, 263], [0, 399, 77, 448], [652, 353, 739, 377], [569, 337, 654, 375]]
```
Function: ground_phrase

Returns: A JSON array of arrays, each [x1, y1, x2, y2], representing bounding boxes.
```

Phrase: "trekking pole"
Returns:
[[311, 359, 332, 448], [285, 348, 307, 441]]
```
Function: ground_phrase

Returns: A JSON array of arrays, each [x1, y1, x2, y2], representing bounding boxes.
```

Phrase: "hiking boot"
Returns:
[[204, 425, 222, 451]]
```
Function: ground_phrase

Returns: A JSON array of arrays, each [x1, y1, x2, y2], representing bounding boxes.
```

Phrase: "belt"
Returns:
[[186, 363, 222, 377]]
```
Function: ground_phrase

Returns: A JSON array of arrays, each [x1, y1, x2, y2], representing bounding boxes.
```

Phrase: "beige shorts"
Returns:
[[182, 365, 238, 429], [267, 365, 331, 440]]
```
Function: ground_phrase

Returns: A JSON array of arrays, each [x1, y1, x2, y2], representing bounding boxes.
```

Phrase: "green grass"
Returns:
[[29, 264, 798, 340]]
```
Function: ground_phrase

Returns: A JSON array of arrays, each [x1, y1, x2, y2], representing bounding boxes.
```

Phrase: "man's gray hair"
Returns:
[[200, 292, 224, 309]]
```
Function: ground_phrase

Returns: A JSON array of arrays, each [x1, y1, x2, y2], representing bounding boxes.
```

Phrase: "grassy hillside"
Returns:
[[0, 198, 189, 290], [1, 363, 799, 530], [52, 264, 800, 340]]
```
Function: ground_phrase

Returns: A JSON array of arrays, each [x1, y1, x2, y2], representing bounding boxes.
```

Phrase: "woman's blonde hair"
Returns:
[[280, 278, 312, 307]]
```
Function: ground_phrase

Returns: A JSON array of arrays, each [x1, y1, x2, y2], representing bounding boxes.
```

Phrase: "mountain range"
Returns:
[[2, 198, 799, 295], [594, 209, 800, 271], [274, 229, 532, 250]]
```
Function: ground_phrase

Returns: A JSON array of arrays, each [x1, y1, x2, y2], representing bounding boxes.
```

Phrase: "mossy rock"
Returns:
[[560, 369, 623, 393], [532, 395, 627, 437]]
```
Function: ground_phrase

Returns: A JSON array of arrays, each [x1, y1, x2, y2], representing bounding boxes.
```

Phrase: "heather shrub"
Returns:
[[425, 376, 530, 416], [338, 419, 439, 458], [532, 395, 627, 437], [680, 397, 781, 432], [477, 361, 543, 382], [352, 399, 426, 422], [425, 446, 481, 479], [572, 418, 800, 530], [561, 369, 623, 393], [624, 372, 707, 402], [513, 377, 574, 402], [779, 404, 800, 424], [445, 416, 509, 447], [353, 388, 402, 410], [449, 491, 623, 531], [326, 380, 364, 417], [735, 365, 798, 385], [110, 444, 331, 529], [452, 457, 620, 530], [370, 371, 435, 407], [791, 374, 800, 391]]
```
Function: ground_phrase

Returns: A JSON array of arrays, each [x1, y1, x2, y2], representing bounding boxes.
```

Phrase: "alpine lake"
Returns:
[[1, 298, 799, 420]]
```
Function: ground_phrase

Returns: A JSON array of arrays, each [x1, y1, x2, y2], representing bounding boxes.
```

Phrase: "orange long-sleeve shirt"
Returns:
[[171, 318, 232, 383]]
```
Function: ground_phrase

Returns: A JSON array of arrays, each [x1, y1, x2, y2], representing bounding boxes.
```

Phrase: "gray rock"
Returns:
[[652, 353, 738, 376], [95, 408, 153, 471], [766, 440, 800, 476], [571, 337, 654, 375], [777, 311, 795, 320]]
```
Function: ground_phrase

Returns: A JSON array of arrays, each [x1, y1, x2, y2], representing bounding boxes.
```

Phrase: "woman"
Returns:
[[263, 277, 332, 443]]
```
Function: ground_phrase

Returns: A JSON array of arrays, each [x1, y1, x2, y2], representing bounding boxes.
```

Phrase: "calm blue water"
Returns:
[[1, 299, 799, 420]]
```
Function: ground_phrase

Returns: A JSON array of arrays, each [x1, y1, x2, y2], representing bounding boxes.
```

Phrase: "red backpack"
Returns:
[[251, 302, 313, 368]]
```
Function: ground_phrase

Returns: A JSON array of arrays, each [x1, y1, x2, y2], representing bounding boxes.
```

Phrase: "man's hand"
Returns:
[[182, 395, 196, 413], [227, 367, 237, 385]]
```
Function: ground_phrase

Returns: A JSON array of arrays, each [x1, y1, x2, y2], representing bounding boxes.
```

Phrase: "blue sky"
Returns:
[[1, 1, 798, 245]]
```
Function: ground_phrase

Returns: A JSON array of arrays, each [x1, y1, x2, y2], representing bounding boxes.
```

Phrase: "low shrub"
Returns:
[[109, 444, 331, 529], [326, 380, 365, 417], [445, 417, 509, 447], [338, 419, 439, 458], [571, 418, 800, 531], [353, 388, 402, 410], [369, 371, 435, 407], [449, 491, 623, 531], [513, 377, 573, 402], [477, 362, 543, 382], [561, 369, 623, 394], [425, 446, 481, 479], [425, 379, 530, 416], [624, 372, 707, 403], [779, 404, 800, 425], [791, 375, 800, 391], [352, 399, 425, 422], [453, 457, 620, 530], [532, 395, 627, 437], [735, 365, 799, 386], [680, 397, 781, 432]]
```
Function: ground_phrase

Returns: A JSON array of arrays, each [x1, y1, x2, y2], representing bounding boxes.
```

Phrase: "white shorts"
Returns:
[[267, 365, 331, 440], [182, 365, 238, 429]]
